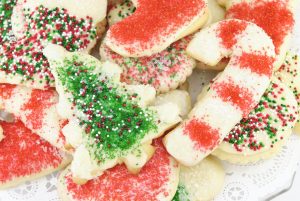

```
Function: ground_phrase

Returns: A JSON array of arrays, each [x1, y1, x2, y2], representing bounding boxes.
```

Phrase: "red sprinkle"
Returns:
[[21, 89, 57, 130], [184, 119, 220, 151], [237, 52, 274, 76], [212, 81, 254, 116], [227, 0, 294, 54], [0, 84, 16, 99], [65, 139, 175, 201], [108, 0, 205, 54], [0, 121, 63, 183], [218, 20, 247, 49]]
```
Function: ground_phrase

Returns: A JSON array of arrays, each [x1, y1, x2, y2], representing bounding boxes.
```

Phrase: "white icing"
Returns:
[[62, 120, 83, 148], [126, 85, 156, 107]]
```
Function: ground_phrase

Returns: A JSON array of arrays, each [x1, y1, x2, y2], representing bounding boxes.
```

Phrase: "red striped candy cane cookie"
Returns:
[[220, 0, 296, 69], [105, 0, 208, 57], [0, 84, 67, 150], [0, 120, 71, 189], [58, 139, 179, 201], [164, 19, 275, 166]]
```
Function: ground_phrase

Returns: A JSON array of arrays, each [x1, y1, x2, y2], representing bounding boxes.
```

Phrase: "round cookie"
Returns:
[[275, 51, 300, 133], [0, 0, 107, 89], [172, 157, 225, 201], [58, 139, 179, 201], [105, 0, 209, 57], [0, 84, 67, 150], [221, 0, 296, 70], [44, 44, 182, 182], [0, 120, 71, 189], [100, 37, 196, 93], [212, 78, 298, 164]]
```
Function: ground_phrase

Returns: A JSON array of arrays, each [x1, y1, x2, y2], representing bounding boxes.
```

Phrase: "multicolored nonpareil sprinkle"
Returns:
[[223, 81, 298, 152], [101, 37, 195, 93], [0, 5, 97, 88], [55, 56, 157, 162], [0, 0, 17, 43]]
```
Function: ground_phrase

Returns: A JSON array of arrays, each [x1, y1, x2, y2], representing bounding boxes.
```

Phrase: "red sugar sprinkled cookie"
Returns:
[[105, 0, 208, 57], [0, 120, 70, 189]]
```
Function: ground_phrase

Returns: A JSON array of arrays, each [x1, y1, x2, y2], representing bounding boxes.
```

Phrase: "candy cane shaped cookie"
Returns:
[[219, 0, 296, 70], [44, 44, 182, 182], [164, 19, 275, 166], [0, 120, 71, 189], [0, 84, 67, 150], [105, 0, 208, 57], [58, 139, 179, 201]]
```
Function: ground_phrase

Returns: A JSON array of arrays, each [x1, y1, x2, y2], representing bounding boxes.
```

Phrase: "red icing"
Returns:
[[108, 0, 205, 54], [0, 121, 63, 183], [227, 0, 294, 54], [21, 89, 57, 130], [65, 139, 176, 201], [184, 119, 220, 151], [0, 84, 16, 100], [212, 81, 254, 116], [218, 20, 247, 49], [237, 52, 274, 76]]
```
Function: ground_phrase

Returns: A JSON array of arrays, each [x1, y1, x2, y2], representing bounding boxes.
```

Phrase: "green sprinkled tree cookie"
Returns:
[[0, 0, 107, 89], [172, 157, 225, 201], [212, 78, 298, 164], [44, 44, 183, 184], [275, 51, 300, 134]]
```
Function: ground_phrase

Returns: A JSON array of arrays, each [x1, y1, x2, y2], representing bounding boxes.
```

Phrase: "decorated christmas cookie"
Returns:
[[107, 0, 135, 26], [220, 0, 296, 69], [164, 19, 275, 166], [100, 36, 196, 93], [276, 52, 300, 134], [44, 44, 182, 182], [172, 157, 225, 201], [0, 0, 107, 89], [0, 84, 67, 150], [105, 0, 209, 57], [0, 120, 71, 189], [58, 138, 179, 201], [213, 78, 298, 164]]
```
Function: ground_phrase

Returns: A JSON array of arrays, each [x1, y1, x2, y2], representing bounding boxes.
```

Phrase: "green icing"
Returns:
[[172, 185, 190, 201], [55, 55, 158, 163]]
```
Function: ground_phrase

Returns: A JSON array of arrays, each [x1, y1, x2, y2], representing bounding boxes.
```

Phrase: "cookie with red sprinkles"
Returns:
[[105, 0, 208, 57], [100, 36, 196, 93], [44, 44, 182, 182], [275, 51, 300, 133], [0, 120, 71, 189], [58, 138, 179, 201], [0, 84, 67, 150], [0, 0, 107, 89], [213, 78, 298, 164], [223, 0, 296, 69]]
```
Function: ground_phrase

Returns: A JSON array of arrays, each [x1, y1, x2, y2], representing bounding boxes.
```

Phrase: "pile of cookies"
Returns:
[[0, 0, 299, 200]]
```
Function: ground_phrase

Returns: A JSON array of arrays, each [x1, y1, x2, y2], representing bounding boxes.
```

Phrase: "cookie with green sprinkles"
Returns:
[[212, 78, 298, 164], [0, 0, 107, 89], [100, 37, 196, 93], [44, 44, 182, 183], [172, 156, 225, 201], [275, 51, 300, 134]]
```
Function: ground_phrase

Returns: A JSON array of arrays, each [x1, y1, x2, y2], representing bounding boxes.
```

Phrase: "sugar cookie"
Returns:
[[0, 120, 71, 189], [44, 44, 182, 182], [164, 19, 275, 166], [58, 139, 179, 201]]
